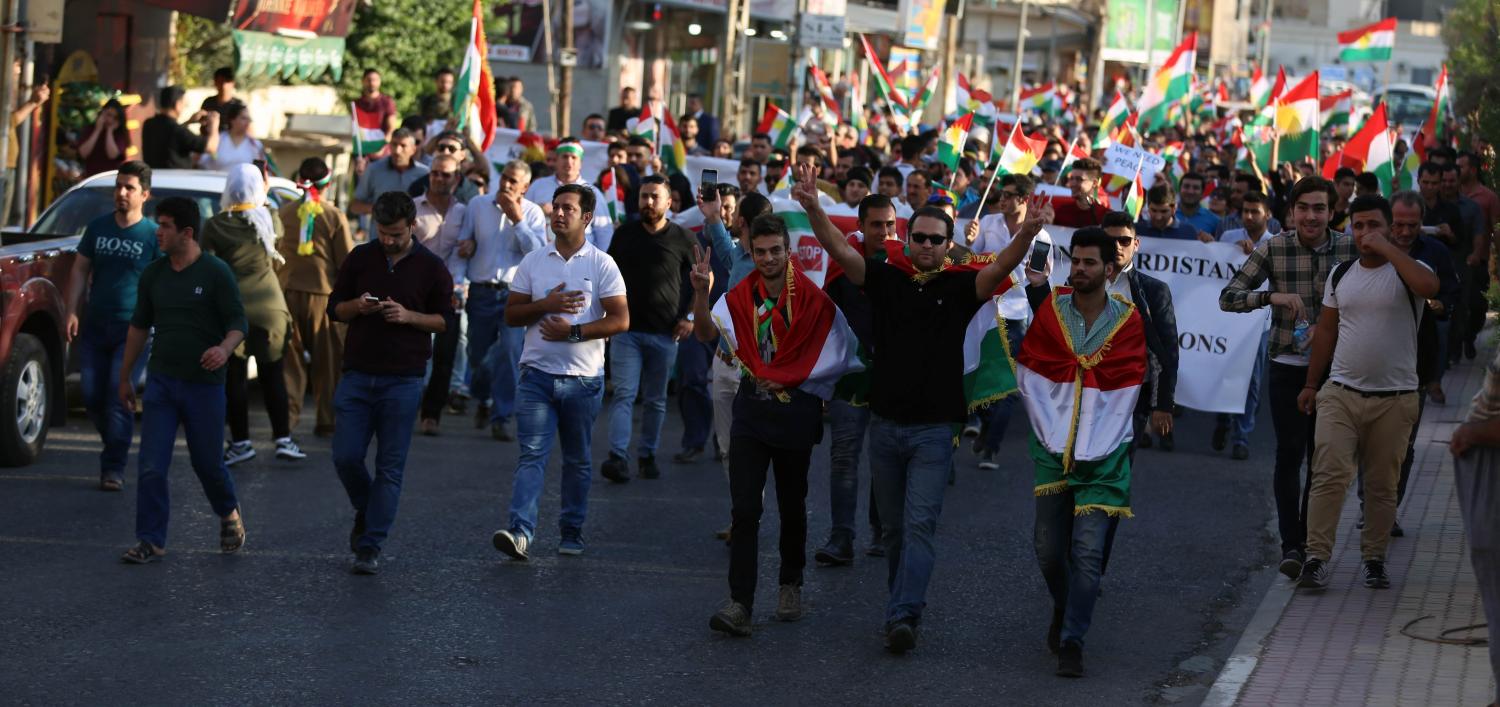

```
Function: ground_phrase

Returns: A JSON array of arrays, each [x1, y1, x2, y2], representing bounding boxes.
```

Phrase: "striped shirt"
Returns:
[[1218, 229, 1357, 359]]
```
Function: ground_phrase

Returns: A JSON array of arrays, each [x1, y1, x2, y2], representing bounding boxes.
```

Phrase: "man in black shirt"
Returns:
[[602, 174, 695, 482], [798, 162, 1047, 652], [606, 86, 642, 133], [327, 192, 453, 575], [141, 85, 218, 170]]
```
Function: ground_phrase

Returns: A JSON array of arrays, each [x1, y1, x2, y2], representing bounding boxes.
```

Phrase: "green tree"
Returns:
[[341, 0, 474, 116], [171, 14, 235, 87], [1443, 0, 1500, 181]]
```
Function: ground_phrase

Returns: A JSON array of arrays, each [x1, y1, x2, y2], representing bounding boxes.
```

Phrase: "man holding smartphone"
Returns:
[[327, 192, 454, 575]]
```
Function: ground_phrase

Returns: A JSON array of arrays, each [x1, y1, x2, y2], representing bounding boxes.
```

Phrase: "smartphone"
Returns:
[[700, 169, 718, 202], [363, 295, 381, 304], [1027, 239, 1051, 273], [1420, 225, 1439, 235]]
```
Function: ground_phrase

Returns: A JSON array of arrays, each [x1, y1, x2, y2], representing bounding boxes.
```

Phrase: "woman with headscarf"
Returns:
[[200, 163, 303, 465]]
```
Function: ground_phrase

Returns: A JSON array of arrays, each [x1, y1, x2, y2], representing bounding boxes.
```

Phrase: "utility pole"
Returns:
[[1258, 0, 1273, 75], [541, 0, 558, 133], [789, 0, 808, 123], [939, 15, 959, 119], [560, 0, 575, 135], [1009, 0, 1030, 110], [0, 0, 18, 227], [722, 0, 741, 133]]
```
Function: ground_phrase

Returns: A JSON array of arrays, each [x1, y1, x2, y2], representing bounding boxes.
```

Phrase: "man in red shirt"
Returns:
[[1459, 151, 1498, 266], [1051, 158, 1110, 228]]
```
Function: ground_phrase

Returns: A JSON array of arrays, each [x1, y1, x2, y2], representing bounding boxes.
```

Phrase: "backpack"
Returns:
[[1329, 259, 1431, 383]]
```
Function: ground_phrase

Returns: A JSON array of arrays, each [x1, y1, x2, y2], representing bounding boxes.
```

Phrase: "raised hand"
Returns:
[[690, 244, 714, 293], [790, 162, 821, 210]]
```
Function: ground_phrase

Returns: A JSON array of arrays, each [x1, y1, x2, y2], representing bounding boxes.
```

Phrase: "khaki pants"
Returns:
[[282, 290, 344, 433], [1305, 384, 1421, 562]]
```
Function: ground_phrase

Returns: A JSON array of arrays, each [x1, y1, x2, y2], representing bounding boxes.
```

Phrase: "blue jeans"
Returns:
[[828, 399, 879, 541], [466, 286, 525, 423], [450, 308, 469, 392], [981, 319, 1027, 454], [135, 373, 239, 548], [507, 367, 605, 540], [332, 371, 425, 552], [1034, 490, 1112, 646], [79, 319, 142, 478], [676, 335, 714, 451], [868, 414, 955, 624], [1229, 330, 1271, 447], [608, 331, 678, 458]]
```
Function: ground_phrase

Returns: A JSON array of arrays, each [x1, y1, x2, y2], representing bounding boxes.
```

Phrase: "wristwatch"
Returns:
[[568, 324, 583, 343]]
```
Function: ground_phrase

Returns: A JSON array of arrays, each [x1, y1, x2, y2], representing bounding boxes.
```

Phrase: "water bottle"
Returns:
[[1292, 319, 1312, 353]]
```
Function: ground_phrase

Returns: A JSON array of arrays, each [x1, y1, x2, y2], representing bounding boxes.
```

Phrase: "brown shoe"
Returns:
[[420, 418, 440, 436]]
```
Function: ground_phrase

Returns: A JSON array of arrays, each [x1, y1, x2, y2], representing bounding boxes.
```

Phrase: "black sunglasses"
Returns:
[[910, 233, 948, 246]]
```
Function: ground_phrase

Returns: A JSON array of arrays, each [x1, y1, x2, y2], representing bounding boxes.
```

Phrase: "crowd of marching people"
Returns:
[[58, 60, 1500, 679]]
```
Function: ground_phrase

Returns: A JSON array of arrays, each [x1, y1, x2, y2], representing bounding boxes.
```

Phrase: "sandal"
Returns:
[[121, 540, 162, 564], [220, 511, 246, 554], [99, 476, 123, 492]]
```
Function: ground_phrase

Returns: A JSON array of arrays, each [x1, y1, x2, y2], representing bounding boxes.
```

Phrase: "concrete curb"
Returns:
[[1201, 506, 1297, 707]]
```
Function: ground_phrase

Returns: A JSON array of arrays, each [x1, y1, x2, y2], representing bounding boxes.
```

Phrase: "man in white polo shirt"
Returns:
[[491, 183, 630, 560]]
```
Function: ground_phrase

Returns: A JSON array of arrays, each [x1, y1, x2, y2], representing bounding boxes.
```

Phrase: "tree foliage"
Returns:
[[340, 0, 474, 116], [171, 14, 235, 88], [1442, 0, 1500, 177]]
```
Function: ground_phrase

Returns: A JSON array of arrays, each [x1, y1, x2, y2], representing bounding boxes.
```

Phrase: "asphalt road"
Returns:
[[2, 389, 1279, 706]]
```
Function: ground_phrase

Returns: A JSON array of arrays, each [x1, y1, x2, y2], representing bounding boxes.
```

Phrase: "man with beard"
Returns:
[[696, 214, 863, 635], [327, 192, 454, 574], [1016, 227, 1147, 677]]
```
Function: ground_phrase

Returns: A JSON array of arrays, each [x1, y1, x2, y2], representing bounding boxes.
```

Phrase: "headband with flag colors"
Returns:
[[908, 65, 943, 123], [1136, 33, 1197, 134], [295, 174, 330, 256], [1274, 71, 1321, 163], [756, 103, 799, 150], [938, 112, 973, 172], [351, 102, 387, 157], [1337, 17, 1396, 63], [453, 0, 497, 151], [859, 34, 909, 111], [808, 65, 843, 123]]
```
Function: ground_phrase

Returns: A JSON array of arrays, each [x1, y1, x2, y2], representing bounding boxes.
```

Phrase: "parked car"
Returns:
[[0, 169, 299, 466], [1371, 84, 1446, 138]]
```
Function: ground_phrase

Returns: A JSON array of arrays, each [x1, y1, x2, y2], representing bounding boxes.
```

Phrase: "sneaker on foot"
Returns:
[[638, 455, 661, 480], [775, 584, 803, 622], [961, 424, 980, 439], [492, 528, 530, 560], [814, 536, 854, 566], [884, 618, 917, 654], [600, 453, 630, 483], [351, 548, 380, 575], [709, 601, 752, 637], [1362, 559, 1391, 588], [224, 441, 255, 466], [1296, 557, 1330, 590], [1231, 443, 1250, 460], [1056, 640, 1084, 677], [274, 437, 307, 460], [490, 419, 514, 441], [1278, 549, 1304, 580], [558, 530, 585, 556], [978, 450, 999, 470]]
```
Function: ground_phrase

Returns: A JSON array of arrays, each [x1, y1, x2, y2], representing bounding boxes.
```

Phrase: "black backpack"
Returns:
[[1329, 259, 1431, 383]]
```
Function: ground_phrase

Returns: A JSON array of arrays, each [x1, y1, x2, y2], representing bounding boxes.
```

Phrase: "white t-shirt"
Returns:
[[971, 213, 1032, 322], [204, 132, 262, 171], [1322, 259, 1428, 392], [511, 239, 627, 377]]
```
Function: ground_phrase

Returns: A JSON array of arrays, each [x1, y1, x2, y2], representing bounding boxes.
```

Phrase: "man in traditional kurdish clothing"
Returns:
[[800, 160, 1049, 653], [1015, 227, 1147, 678], [692, 213, 863, 637]]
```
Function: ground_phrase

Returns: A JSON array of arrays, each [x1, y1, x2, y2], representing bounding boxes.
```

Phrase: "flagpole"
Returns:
[[977, 163, 1002, 212]]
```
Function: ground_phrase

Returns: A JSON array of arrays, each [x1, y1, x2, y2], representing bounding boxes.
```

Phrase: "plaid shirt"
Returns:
[[1218, 229, 1356, 359]]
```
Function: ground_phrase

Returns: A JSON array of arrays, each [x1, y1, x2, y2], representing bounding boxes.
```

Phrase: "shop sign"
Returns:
[[232, 0, 358, 37], [750, 0, 796, 21], [489, 0, 611, 68], [799, 14, 846, 49], [1100, 0, 1181, 65], [233, 31, 345, 81]]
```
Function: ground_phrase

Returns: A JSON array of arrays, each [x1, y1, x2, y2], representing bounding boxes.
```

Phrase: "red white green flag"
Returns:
[[859, 34, 908, 111], [599, 167, 626, 225], [1274, 71, 1320, 163], [710, 265, 863, 400], [808, 65, 843, 123], [1137, 33, 1197, 134], [658, 110, 687, 174], [1124, 164, 1145, 220], [1343, 103, 1395, 195], [756, 103, 800, 149], [453, 0, 497, 151], [1019, 82, 1063, 116], [992, 120, 1046, 176], [351, 102, 386, 156], [1338, 17, 1396, 63], [938, 112, 973, 172], [1414, 64, 1449, 160], [908, 65, 942, 122], [1320, 90, 1354, 135]]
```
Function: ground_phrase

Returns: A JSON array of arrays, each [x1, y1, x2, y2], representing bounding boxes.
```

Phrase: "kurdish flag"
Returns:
[[453, 0, 497, 151], [1320, 90, 1354, 136], [710, 265, 863, 401], [756, 103, 800, 149], [1124, 164, 1146, 220], [1251, 67, 1286, 127], [351, 102, 387, 156], [628, 102, 658, 142], [909, 65, 943, 122], [808, 65, 843, 123], [1419, 64, 1449, 149], [938, 112, 973, 172], [1058, 137, 1090, 178], [599, 167, 626, 225], [859, 34, 908, 111], [1343, 103, 1395, 195], [1095, 92, 1132, 149], [1274, 71, 1320, 163], [1338, 17, 1396, 63], [1137, 33, 1197, 134], [850, 78, 869, 142], [1250, 65, 1272, 109], [992, 121, 1046, 176], [1019, 83, 1063, 116], [659, 111, 687, 174], [1016, 288, 1146, 475]]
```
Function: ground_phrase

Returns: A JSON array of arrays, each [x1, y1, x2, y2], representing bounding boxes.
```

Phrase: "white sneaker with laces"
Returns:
[[274, 437, 307, 460]]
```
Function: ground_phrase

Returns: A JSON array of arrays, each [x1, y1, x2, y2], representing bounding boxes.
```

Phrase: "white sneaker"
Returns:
[[224, 441, 256, 466], [274, 437, 307, 460]]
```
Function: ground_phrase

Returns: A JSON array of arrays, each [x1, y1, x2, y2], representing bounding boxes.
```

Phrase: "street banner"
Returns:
[[1041, 227, 1270, 414], [1103, 143, 1166, 190]]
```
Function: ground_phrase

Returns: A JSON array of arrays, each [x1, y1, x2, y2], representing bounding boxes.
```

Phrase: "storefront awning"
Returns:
[[233, 30, 344, 81]]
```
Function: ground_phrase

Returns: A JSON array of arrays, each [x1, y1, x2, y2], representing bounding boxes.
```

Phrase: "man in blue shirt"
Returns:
[[351, 128, 429, 217], [1135, 183, 1201, 240], [1176, 172, 1221, 236], [64, 161, 162, 491]]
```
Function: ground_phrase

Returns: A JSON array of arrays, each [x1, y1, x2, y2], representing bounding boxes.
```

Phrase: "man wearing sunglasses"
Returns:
[[407, 131, 483, 204], [794, 162, 1050, 654]]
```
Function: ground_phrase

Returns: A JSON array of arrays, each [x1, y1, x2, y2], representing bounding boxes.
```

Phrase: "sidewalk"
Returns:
[[1207, 344, 1495, 707]]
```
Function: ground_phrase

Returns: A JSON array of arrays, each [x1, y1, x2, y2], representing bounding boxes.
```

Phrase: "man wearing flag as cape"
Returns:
[[798, 160, 1051, 653], [1017, 227, 1148, 678], [694, 211, 864, 637]]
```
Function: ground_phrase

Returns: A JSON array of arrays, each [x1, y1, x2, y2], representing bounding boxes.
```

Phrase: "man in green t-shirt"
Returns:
[[64, 160, 162, 491], [116, 197, 248, 565]]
